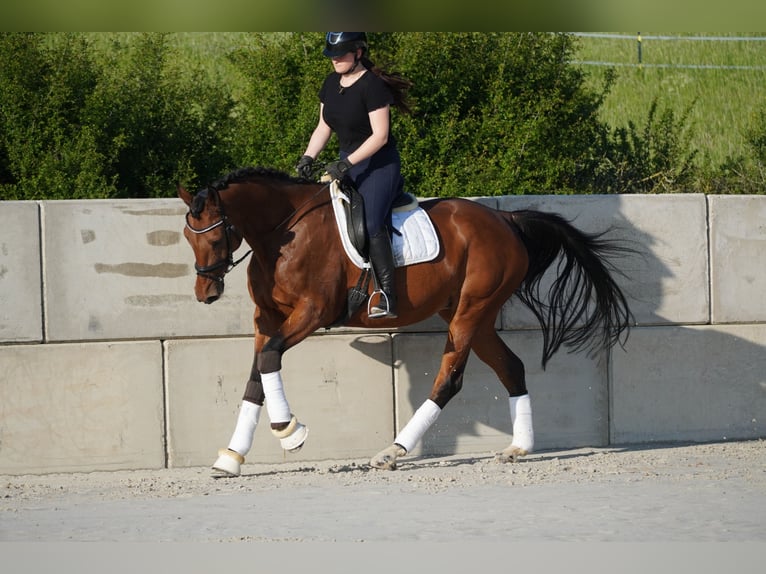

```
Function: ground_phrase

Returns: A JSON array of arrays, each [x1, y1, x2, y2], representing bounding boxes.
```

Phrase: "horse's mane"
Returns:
[[211, 167, 302, 192], [191, 167, 307, 218]]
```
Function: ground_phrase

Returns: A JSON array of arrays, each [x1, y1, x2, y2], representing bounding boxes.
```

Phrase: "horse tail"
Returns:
[[506, 209, 635, 368]]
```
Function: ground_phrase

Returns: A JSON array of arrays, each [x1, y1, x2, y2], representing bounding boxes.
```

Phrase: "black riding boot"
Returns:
[[368, 229, 398, 319]]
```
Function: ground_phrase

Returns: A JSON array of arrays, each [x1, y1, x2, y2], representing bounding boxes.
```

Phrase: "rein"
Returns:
[[271, 182, 332, 232]]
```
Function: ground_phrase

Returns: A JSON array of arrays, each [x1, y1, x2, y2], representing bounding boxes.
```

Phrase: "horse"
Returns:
[[178, 166, 633, 476]]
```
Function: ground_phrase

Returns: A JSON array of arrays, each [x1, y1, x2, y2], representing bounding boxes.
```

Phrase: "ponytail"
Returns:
[[361, 56, 413, 115]]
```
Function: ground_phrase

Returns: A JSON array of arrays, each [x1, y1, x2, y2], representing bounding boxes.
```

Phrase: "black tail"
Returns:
[[507, 210, 635, 368]]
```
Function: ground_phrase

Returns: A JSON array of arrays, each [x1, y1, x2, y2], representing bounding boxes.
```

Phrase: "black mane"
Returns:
[[206, 166, 304, 194], [190, 167, 313, 218]]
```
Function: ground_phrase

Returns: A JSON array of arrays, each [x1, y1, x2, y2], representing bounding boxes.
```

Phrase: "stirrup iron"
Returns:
[[368, 289, 396, 318]]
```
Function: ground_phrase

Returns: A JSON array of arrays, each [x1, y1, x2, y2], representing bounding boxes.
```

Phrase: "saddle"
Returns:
[[328, 179, 438, 325], [338, 179, 370, 259], [337, 178, 419, 259]]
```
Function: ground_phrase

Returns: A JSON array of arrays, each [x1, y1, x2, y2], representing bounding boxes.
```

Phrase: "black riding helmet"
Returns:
[[323, 32, 368, 58]]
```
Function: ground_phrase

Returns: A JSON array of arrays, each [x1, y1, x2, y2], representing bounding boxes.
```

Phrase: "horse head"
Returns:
[[178, 185, 244, 304]]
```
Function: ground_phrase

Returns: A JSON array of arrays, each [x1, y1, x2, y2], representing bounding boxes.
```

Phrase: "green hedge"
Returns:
[[0, 33, 236, 199], [1, 32, 764, 200]]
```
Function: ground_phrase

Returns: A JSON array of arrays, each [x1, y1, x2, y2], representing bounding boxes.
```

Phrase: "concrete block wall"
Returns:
[[0, 194, 764, 474]]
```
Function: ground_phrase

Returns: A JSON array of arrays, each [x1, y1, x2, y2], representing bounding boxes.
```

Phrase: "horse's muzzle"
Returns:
[[195, 276, 224, 304]]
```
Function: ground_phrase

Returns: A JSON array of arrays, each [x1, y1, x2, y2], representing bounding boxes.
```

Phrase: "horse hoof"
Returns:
[[212, 448, 244, 477], [271, 415, 308, 452], [495, 445, 528, 463], [370, 444, 406, 470]]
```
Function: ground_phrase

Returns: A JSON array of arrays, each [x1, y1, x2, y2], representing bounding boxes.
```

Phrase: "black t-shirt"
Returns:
[[319, 70, 395, 154]]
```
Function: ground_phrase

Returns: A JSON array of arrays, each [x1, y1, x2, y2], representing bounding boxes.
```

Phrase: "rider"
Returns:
[[296, 32, 412, 319]]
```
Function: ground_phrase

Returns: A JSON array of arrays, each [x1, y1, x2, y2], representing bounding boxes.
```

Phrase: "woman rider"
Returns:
[[296, 32, 412, 319]]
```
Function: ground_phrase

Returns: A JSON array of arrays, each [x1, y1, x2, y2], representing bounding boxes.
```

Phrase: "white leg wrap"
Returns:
[[510, 394, 534, 453], [261, 370, 291, 424], [394, 399, 442, 453], [226, 400, 262, 456]]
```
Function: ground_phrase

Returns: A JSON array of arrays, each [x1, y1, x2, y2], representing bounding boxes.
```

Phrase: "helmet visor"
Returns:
[[323, 32, 363, 57]]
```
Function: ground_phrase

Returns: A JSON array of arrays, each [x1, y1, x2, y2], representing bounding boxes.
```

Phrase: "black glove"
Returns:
[[325, 159, 352, 182], [295, 155, 314, 179]]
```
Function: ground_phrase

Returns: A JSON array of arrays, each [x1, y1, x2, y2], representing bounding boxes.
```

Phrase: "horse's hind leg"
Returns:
[[370, 306, 481, 470], [470, 323, 534, 462]]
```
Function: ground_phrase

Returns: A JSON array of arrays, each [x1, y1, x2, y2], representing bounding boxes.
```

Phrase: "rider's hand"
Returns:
[[295, 155, 314, 180], [325, 159, 352, 182]]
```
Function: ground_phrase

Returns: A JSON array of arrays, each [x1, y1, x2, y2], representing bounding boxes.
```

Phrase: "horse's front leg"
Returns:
[[212, 355, 265, 477], [257, 332, 309, 452], [213, 301, 325, 476], [212, 339, 309, 477]]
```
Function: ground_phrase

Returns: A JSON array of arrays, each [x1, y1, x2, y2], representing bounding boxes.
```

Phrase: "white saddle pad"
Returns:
[[330, 182, 440, 269]]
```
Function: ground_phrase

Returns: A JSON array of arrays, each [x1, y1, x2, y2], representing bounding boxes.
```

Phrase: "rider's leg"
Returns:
[[368, 229, 398, 318], [347, 149, 404, 320]]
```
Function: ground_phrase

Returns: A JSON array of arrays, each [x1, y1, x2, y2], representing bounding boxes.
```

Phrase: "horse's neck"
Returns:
[[225, 181, 326, 240]]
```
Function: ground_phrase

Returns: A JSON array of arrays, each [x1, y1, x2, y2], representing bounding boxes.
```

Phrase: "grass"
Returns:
[[572, 33, 766, 167]]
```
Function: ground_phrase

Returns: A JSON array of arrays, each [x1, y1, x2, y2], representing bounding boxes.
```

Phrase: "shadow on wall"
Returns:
[[346, 195, 765, 454]]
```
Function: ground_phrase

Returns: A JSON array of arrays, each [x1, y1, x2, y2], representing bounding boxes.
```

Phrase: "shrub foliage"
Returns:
[[0, 32, 763, 200]]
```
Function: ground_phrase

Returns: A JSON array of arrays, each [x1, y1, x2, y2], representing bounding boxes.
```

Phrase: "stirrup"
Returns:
[[368, 290, 397, 319]]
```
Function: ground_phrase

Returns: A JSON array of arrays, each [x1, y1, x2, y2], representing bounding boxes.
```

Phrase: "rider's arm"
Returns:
[[303, 103, 333, 159]]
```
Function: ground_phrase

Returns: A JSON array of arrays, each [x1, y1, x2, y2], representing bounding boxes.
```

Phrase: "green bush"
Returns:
[[0, 33, 236, 200], [1, 32, 764, 199], [391, 33, 615, 196], [0, 33, 112, 199], [703, 103, 766, 194], [226, 33, 330, 172], [595, 98, 699, 193]]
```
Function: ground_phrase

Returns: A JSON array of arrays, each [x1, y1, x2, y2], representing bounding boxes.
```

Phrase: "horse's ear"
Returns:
[[209, 188, 221, 208], [178, 186, 193, 206]]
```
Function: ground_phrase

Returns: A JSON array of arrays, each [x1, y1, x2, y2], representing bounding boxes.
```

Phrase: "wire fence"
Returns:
[[570, 32, 766, 71]]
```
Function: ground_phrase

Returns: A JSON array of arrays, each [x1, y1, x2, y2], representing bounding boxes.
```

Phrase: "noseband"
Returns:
[[185, 211, 252, 283]]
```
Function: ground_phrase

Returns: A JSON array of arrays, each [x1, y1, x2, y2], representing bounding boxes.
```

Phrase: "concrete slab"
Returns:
[[497, 194, 709, 328], [393, 331, 608, 456], [709, 195, 766, 323], [611, 324, 766, 444], [0, 341, 164, 474], [42, 199, 255, 341], [0, 201, 42, 342], [164, 333, 395, 467]]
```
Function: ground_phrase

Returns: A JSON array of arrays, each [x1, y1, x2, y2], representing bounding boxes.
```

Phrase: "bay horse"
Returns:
[[178, 167, 633, 476]]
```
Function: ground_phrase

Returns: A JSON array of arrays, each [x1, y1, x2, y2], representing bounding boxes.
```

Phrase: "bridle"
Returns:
[[184, 180, 330, 283], [184, 210, 252, 284]]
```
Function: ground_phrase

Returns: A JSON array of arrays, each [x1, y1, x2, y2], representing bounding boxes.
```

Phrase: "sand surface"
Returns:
[[2, 439, 764, 543]]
